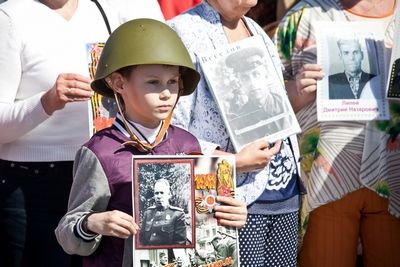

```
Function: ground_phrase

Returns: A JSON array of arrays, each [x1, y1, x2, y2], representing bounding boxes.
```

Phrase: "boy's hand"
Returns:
[[236, 139, 282, 173], [214, 196, 247, 229], [86, 210, 139, 239]]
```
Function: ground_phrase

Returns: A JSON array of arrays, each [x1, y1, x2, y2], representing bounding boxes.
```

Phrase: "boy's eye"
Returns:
[[168, 78, 179, 85], [147, 80, 159, 85]]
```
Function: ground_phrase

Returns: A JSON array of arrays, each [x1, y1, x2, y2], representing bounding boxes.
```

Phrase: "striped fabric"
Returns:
[[275, 0, 400, 229]]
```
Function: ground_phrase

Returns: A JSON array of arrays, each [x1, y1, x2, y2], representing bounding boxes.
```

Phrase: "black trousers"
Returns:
[[0, 159, 82, 267]]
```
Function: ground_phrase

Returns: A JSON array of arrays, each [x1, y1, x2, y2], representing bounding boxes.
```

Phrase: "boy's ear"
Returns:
[[107, 72, 125, 94]]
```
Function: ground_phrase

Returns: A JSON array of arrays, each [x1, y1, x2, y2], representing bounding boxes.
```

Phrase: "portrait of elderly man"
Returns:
[[140, 179, 187, 246], [328, 38, 376, 99], [224, 46, 289, 147]]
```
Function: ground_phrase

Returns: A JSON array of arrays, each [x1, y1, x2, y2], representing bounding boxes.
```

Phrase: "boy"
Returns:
[[55, 19, 247, 267]]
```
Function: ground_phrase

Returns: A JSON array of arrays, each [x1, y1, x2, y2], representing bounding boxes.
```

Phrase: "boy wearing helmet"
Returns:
[[55, 19, 247, 267]]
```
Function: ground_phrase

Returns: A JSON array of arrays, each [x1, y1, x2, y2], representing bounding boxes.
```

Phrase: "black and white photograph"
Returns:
[[133, 158, 195, 250], [316, 21, 389, 121], [387, 3, 400, 99], [198, 35, 300, 151], [387, 58, 400, 98], [327, 37, 380, 100]]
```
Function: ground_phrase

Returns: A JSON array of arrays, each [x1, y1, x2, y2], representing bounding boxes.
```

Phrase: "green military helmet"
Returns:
[[91, 18, 200, 98]]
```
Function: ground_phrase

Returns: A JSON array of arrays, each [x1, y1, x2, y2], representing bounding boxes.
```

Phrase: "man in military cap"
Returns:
[[140, 179, 187, 246], [210, 234, 238, 267], [224, 46, 289, 147], [159, 251, 168, 266]]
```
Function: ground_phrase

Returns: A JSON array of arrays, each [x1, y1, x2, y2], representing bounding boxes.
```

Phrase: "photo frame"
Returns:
[[133, 158, 195, 250]]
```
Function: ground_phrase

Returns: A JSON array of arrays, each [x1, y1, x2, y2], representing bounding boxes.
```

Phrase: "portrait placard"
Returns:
[[387, 3, 400, 99], [198, 35, 301, 152], [133, 158, 195, 250], [86, 43, 117, 135], [316, 21, 389, 121], [132, 155, 240, 267]]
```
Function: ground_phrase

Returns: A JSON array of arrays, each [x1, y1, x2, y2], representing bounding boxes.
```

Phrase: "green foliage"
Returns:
[[301, 133, 319, 156], [375, 120, 390, 131], [375, 102, 400, 142], [276, 5, 306, 61], [374, 181, 390, 198]]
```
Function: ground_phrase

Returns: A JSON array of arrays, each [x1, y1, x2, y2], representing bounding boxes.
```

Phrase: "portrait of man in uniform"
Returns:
[[223, 46, 290, 148], [158, 251, 169, 267], [140, 179, 187, 246], [328, 38, 377, 99], [210, 234, 238, 267]]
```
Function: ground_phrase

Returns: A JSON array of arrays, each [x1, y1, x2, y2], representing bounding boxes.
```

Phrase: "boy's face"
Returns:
[[118, 65, 180, 128]]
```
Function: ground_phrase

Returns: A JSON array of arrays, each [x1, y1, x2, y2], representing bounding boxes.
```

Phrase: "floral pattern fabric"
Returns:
[[168, 1, 302, 208], [274, 0, 400, 235]]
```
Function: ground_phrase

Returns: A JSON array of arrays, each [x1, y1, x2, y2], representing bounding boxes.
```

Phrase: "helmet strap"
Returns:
[[114, 91, 172, 152]]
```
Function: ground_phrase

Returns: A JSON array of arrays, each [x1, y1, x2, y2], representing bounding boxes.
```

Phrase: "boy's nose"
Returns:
[[160, 88, 171, 98]]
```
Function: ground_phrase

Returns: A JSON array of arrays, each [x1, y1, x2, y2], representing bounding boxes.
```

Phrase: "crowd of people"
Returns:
[[0, 0, 399, 267]]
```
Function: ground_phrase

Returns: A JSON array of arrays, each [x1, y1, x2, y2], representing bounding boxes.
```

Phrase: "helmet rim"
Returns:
[[91, 18, 200, 98]]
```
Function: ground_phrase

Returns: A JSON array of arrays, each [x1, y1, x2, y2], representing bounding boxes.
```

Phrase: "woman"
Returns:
[[275, 0, 400, 266], [168, 1, 302, 266], [0, 0, 163, 266]]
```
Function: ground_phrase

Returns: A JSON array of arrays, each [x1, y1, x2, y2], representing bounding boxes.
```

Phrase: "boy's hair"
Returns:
[[116, 65, 186, 81], [114, 65, 185, 100], [116, 65, 136, 79]]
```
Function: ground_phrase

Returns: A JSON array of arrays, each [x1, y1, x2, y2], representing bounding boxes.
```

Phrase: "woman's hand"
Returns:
[[86, 210, 139, 239], [235, 139, 282, 173], [296, 64, 324, 95], [287, 64, 324, 112], [41, 73, 93, 115], [214, 196, 247, 229]]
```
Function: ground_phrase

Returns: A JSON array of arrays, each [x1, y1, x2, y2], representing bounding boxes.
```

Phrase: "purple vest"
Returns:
[[82, 125, 201, 267]]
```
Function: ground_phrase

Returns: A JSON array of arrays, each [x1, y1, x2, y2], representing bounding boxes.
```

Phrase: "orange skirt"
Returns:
[[299, 188, 400, 267]]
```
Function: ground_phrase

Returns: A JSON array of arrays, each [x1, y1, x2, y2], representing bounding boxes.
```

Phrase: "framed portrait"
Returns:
[[316, 21, 389, 121], [131, 155, 240, 267], [133, 157, 195, 250]]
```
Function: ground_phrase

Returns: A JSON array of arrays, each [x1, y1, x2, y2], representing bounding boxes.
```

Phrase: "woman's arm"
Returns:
[[0, 12, 93, 144], [0, 11, 49, 144]]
